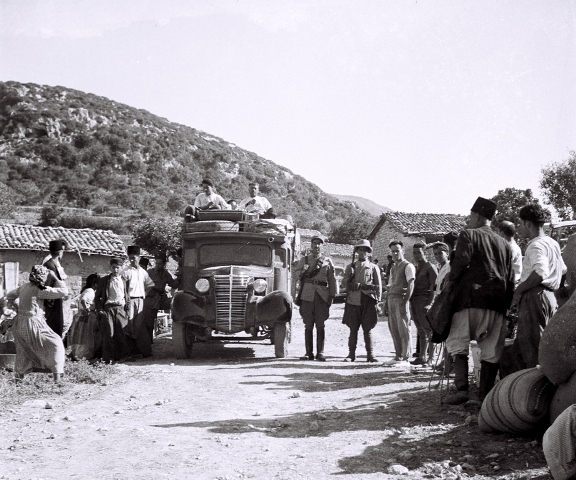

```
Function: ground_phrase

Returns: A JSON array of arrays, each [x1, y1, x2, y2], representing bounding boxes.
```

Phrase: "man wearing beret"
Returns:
[[293, 236, 337, 361], [341, 239, 382, 362], [122, 245, 155, 358], [43, 239, 68, 338], [511, 203, 566, 371], [444, 197, 515, 404]]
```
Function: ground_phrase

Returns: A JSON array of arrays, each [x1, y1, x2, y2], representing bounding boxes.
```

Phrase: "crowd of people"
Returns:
[[293, 196, 568, 406], [1, 189, 569, 410]]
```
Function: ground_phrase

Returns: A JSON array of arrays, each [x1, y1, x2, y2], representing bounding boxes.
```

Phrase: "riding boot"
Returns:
[[479, 361, 500, 402], [316, 328, 326, 361], [344, 329, 357, 362], [444, 354, 470, 405], [364, 330, 377, 362], [300, 329, 314, 360]]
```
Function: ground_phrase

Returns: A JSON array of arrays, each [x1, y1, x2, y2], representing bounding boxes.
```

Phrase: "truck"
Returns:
[[171, 210, 296, 359]]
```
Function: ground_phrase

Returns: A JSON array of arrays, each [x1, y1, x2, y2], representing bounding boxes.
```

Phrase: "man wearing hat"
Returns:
[[341, 239, 382, 362], [443, 197, 515, 405], [122, 245, 155, 358], [143, 253, 180, 343], [43, 239, 68, 337], [293, 236, 337, 361], [239, 182, 275, 218], [95, 257, 130, 363], [511, 203, 566, 371], [183, 178, 230, 222]]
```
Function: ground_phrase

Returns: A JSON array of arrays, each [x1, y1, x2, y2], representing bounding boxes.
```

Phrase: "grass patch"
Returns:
[[0, 359, 119, 408]]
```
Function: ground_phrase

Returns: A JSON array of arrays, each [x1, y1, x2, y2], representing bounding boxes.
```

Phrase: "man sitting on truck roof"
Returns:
[[239, 182, 275, 219], [183, 178, 230, 222]]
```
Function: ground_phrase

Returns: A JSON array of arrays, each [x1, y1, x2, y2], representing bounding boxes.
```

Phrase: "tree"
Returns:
[[540, 151, 576, 219], [39, 205, 64, 227], [490, 188, 540, 227], [328, 211, 377, 245], [132, 216, 181, 257]]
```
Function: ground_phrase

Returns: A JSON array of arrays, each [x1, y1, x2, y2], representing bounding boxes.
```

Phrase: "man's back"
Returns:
[[449, 225, 514, 314]]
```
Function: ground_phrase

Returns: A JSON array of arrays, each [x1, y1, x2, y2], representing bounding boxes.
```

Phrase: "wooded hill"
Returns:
[[0, 81, 377, 234]]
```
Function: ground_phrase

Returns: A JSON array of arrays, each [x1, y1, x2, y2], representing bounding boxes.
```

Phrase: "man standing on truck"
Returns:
[[239, 182, 275, 218], [293, 236, 337, 361]]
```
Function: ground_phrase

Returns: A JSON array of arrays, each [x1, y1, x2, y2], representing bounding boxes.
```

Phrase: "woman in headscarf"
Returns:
[[68, 273, 101, 361], [5, 265, 69, 382]]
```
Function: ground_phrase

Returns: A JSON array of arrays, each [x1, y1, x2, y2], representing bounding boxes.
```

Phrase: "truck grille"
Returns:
[[214, 271, 249, 332]]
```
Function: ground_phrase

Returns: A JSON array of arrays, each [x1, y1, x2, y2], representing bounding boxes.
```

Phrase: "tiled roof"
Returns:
[[323, 242, 354, 257], [368, 212, 466, 238], [0, 224, 126, 257]]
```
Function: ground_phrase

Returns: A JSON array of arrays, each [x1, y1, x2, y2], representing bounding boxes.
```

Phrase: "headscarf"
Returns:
[[82, 273, 100, 292], [29, 265, 49, 290]]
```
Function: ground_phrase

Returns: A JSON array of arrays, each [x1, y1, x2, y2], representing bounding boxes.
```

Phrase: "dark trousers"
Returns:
[[343, 294, 378, 356], [513, 286, 557, 369], [99, 305, 128, 362]]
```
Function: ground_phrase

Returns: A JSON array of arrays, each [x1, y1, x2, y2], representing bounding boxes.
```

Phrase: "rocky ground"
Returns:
[[0, 304, 552, 480]]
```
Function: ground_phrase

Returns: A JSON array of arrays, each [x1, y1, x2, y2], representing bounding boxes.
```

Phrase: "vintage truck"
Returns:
[[171, 210, 296, 359]]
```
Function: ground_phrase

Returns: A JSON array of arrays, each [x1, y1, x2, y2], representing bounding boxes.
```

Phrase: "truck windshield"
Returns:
[[199, 243, 272, 267]]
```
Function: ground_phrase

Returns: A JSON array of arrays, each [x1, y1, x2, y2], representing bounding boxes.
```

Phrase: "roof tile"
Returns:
[[0, 223, 126, 257]]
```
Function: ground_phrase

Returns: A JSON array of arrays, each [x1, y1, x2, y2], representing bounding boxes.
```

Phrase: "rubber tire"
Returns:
[[273, 321, 290, 358], [172, 322, 195, 359]]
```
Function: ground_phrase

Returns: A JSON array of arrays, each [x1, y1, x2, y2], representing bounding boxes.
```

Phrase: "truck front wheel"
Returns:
[[273, 321, 290, 358], [173, 322, 195, 359]]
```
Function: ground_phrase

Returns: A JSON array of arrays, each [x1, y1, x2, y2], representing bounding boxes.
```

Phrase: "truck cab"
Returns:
[[171, 210, 295, 358]]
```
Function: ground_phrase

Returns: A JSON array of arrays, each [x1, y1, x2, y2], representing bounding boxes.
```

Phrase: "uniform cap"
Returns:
[[310, 236, 324, 244]]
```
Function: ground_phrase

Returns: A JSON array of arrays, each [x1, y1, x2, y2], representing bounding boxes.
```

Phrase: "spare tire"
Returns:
[[184, 221, 239, 233]]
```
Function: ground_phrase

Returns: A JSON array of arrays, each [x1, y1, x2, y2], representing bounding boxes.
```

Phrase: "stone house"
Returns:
[[367, 212, 467, 264], [0, 223, 127, 298]]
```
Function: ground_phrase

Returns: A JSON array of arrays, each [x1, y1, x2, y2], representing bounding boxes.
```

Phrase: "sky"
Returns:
[[1, 0, 576, 215]]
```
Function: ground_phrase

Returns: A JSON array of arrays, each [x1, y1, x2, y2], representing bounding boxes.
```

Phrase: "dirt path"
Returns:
[[0, 305, 552, 480]]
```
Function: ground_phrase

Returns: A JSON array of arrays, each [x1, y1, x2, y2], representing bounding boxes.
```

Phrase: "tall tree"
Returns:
[[329, 211, 377, 245], [540, 151, 576, 220], [490, 188, 540, 227]]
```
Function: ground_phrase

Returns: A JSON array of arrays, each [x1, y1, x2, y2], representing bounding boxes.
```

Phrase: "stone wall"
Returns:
[[1, 250, 115, 297]]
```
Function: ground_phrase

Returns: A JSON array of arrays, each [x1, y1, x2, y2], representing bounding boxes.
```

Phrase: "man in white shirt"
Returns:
[[183, 178, 229, 221], [122, 245, 155, 358], [498, 220, 523, 285], [512, 204, 567, 370], [239, 182, 274, 218]]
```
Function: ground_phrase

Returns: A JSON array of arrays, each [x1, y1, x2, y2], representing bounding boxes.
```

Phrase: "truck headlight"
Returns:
[[195, 278, 210, 293], [253, 279, 267, 293]]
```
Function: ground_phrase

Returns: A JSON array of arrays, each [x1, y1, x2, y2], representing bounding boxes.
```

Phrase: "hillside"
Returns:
[[0, 81, 374, 232], [331, 194, 392, 217]]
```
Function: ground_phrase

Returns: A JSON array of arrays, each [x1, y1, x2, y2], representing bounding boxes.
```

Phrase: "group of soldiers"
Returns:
[[293, 196, 567, 405]]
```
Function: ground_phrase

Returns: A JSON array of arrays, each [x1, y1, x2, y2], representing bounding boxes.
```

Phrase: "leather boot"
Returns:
[[316, 328, 326, 361], [300, 329, 314, 360], [443, 354, 469, 405], [365, 330, 378, 362], [479, 361, 500, 402], [344, 329, 357, 362]]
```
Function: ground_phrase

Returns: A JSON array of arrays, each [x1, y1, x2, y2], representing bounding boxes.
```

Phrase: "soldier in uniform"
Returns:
[[293, 236, 337, 361], [341, 239, 383, 362]]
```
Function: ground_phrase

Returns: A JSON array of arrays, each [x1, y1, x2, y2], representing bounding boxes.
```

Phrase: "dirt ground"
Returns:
[[0, 305, 552, 480]]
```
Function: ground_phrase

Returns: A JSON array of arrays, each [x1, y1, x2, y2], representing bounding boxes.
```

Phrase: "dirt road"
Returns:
[[0, 305, 551, 479]]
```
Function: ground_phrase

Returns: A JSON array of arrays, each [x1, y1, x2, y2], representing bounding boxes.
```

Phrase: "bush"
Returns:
[[59, 214, 133, 234]]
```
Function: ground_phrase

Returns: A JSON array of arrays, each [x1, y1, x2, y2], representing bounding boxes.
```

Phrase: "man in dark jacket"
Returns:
[[94, 257, 130, 363], [444, 197, 515, 404]]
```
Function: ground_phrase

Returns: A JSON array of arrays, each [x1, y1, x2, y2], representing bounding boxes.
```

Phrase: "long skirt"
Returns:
[[68, 311, 101, 360], [11, 313, 65, 375]]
